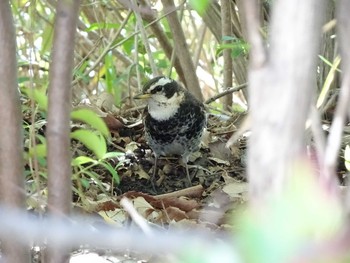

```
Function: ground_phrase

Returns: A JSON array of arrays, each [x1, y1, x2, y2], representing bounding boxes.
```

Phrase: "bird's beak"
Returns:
[[134, 93, 151, 100]]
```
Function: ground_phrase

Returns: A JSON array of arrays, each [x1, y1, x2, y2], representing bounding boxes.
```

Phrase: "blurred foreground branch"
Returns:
[[244, 0, 326, 200], [46, 0, 80, 262], [0, 1, 30, 262], [0, 206, 235, 258]]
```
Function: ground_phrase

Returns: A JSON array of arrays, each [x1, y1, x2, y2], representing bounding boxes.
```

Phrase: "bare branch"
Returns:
[[221, 0, 233, 110], [243, 0, 266, 68], [161, 0, 203, 101], [132, 0, 187, 83], [131, 0, 159, 75], [0, 1, 30, 261], [246, 0, 326, 200], [204, 83, 247, 104], [46, 0, 80, 261]]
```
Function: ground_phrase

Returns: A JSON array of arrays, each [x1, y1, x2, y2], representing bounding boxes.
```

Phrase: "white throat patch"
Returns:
[[148, 92, 184, 121]]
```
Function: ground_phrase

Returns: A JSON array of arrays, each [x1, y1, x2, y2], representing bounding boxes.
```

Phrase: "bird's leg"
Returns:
[[181, 157, 192, 187], [184, 162, 192, 187], [150, 155, 159, 192]]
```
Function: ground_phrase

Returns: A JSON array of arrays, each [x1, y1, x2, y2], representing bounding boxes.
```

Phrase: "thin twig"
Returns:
[[310, 106, 326, 163], [110, 1, 186, 51], [72, 10, 133, 86], [120, 197, 154, 236], [221, 0, 233, 110], [204, 83, 248, 104], [131, 0, 158, 75], [193, 24, 207, 69]]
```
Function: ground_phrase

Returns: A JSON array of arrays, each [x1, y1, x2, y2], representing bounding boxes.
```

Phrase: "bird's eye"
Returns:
[[152, 86, 163, 93]]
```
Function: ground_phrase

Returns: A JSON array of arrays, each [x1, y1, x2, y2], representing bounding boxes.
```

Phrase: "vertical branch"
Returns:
[[244, 0, 325, 200], [221, 0, 233, 110], [0, 2, 30, 262], [131, 0, 159, 76], [161, 0, 203, 101], [243, 0, 266, 68], [0, 0, 25, 212], [46, 0, 80, 262]]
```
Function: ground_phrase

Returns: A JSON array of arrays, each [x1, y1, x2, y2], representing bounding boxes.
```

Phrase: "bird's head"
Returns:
[[134, 76, 185, 121]]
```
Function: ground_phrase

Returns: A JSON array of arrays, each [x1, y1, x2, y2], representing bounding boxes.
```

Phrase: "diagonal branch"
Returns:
[[161, 0, 203, 101]]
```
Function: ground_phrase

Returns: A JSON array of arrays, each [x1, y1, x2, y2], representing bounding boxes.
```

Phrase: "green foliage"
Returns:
[[104, 51, 122, 106], [344, 145, 350, 171], [21, 87, 48, 111], [104, 51, 117, 95], [71, 129, 107, 160], [71, 108, 110, 138], [28, 142, 47, 158], [22, 88, 122, 197], [189, 0, 210, 16], [86, 22, 121, 32], [74, 60, 91, 85], [317, 55, 341, 108], [217, 37, 250, 58], [72, 155, 121, 186]]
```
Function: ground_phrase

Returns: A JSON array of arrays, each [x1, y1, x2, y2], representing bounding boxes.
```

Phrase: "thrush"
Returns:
[[134, 76, 207, 187]]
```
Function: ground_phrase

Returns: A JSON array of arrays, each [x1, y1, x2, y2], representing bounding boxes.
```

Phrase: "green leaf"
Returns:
[[216, 41, 250, 58], [105, 51, 118, 95], [86, 22, 120, 32], [222, 35, 236, 42], [317, 55, 341, 108], [18, 76, 30, 84], [37, 157, 47, 167], [74, 60, 90, 84], [345, 145, 350, 171], [122, 37, 134, 55], [72, 156, 97, 166], [39, 171, 48, 179], [81, 170, 105, 191], [189, 0, 210, 15], [71, 108, 110, 138], [71, 129, 107, 159], [35, 134, 47, 144], [319, 55, 342, 72], [21, 87, 48, 111], [29, 143, 47, 158], [41, 23, 54, 55], [80, 177, 91, 189], [98, 161, 120, 184]]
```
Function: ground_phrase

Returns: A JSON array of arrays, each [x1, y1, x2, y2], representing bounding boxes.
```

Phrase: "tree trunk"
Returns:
[[244, 0, 326, 201]]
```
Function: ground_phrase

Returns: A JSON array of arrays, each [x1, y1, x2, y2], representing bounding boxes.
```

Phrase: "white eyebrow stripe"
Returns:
[[150, 77, 173, 90]]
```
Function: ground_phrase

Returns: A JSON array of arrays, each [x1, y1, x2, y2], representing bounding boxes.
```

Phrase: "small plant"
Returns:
[[21, 86, 122, 207]]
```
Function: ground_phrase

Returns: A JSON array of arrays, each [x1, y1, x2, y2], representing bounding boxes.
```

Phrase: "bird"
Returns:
[[134, 76, 207, 188]]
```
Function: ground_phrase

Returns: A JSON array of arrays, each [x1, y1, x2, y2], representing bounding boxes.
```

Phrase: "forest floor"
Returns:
[[27, 103, 348, 262], [66, 111, 249, 262], [80, 111, 249, 227]]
